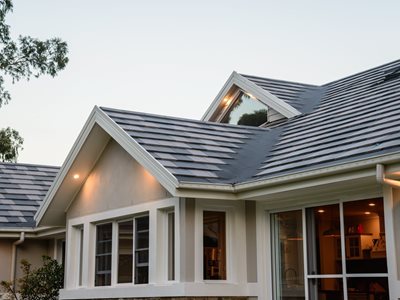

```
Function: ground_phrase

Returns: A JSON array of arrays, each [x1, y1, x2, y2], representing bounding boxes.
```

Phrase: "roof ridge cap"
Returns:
[[100, 106, 269, 132]]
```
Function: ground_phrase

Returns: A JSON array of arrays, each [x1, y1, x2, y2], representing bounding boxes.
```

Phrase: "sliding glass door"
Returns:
[[271, 198, 389, 300]]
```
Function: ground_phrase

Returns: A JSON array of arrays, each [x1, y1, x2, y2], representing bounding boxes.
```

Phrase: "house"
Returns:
[[2, 59, 400, 300], [0, 163, 63, 288]]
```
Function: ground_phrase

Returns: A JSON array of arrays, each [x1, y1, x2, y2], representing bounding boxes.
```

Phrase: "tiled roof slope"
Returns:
[[0, 163, 59, 228], [255, 59, 400, 179], [101, 107, 279, 184], [103, 60, 400, 185], [241, 74, 322, 113]]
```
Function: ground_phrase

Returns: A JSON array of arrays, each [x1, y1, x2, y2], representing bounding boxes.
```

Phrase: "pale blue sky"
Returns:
[[1, 1, 400, 166]]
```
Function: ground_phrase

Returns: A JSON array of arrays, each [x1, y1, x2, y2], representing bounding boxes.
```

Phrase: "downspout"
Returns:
[[376, 164, 400, 188], [10, 232, 25, 287]]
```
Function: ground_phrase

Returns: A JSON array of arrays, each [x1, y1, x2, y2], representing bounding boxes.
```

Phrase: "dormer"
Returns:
[[202, 71, 302, 127]]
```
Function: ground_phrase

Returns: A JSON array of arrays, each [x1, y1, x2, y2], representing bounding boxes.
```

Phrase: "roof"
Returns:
[[254, 59, 400, 179], [0, 163, 59, 228], [101, 59, 400, 184], [101, 107, 276, 184]]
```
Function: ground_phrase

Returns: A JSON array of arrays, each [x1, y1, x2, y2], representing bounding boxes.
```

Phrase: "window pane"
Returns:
[[306, 204, 342, 275], [347, 277, 389, 300], [203, 211, 226, 280], [343, 199, 387, 274], [135, 216, 149, 284], [272, 210, 305, 300], [308, 278, 344, 300], [168, 212, 175, 281], [95, 223, 112, 286], [78, 228, 83, 286], [118, 220, 133, 283], [221, 92, 268, 126]]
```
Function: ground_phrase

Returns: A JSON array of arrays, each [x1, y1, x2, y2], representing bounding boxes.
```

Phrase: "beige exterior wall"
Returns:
[[67, 139, 171, 219], [245, 200, 257, 283], [0, 239, 13, 282], [0, 238, 51, 284]]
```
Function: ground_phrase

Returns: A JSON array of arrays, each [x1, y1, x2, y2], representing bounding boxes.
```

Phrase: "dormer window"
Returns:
[[219, 92, 268, 127]]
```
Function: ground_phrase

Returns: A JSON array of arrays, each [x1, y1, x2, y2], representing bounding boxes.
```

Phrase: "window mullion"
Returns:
[[302, 208, 309, 300], [111, 222, 118, 286]]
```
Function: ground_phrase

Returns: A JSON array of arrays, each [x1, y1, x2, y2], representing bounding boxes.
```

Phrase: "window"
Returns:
[[118, 220, 133, 283], [220, 92, 268, 126], [203, 211, 226, 280], [135, 216, 149, 284], [271, 210, 304, 300], [167, 211, 175, 281], [95, 223, 113, 286], [78, 228, 84, 286], [271, 198, 389, 300]]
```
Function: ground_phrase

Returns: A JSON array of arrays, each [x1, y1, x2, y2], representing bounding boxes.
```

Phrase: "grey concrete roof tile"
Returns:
[[0, 163, 59, 228]]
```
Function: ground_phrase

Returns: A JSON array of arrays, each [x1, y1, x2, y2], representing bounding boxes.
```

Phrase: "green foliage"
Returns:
[[0, 0, 69, 107], [0, 0, 68, 162], [0, 256, 64, 300], [0, 126, 23, 162]]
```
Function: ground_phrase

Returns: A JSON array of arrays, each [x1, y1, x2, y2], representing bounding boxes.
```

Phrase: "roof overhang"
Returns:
[[175, 152, 400, 200], [35, 106, 179, 227], [201, 71, 301, 122]]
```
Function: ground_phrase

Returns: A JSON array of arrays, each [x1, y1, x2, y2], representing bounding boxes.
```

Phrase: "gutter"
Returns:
[[376, 164, 400, 188], [11, 232, 25, 286]]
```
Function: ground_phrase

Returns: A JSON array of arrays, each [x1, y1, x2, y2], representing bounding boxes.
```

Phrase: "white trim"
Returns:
[[194, 199, 247, 285], [202, 71, 300, 122]]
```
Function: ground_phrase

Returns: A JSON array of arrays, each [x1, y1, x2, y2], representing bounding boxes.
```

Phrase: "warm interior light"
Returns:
[[317, 209, 325, 213], [368, 203, 376, 207], [73, 174, 80, 180], [365, 211, 371, 215], [245, 92, 256, 99]]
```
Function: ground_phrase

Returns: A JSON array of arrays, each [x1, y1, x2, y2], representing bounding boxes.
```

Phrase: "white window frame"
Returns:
[[194, 199, 247, 284], [269, 197, 390, 300], [65, 197, 179, 290]]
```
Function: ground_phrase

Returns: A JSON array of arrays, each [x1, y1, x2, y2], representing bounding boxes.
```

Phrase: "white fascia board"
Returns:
[[175, 152, 400, 199], [35, 106, 179, 225], [201, 71, 236, 121], [202, 71, 301, 122], [34, 107, 100, 225], [95, 107, 179, 194], [0, 226, 65, 238]]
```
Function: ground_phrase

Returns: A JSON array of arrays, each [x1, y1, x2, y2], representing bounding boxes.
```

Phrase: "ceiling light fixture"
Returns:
[[317, 209, 325, 213], [73, 174, 80, 180], [368, 203, 376, 207]]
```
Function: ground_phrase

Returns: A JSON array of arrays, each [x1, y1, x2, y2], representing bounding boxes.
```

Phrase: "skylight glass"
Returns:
[[220, 92, 268, 126]]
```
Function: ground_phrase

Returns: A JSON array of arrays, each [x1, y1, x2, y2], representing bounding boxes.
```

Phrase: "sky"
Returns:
[[1, 0, 400, 166]]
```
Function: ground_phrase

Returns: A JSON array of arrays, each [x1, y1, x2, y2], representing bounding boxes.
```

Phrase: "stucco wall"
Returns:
[[0, 239, 13, 282], [0, 238, 51, 284], [67, 139, 171, 219]]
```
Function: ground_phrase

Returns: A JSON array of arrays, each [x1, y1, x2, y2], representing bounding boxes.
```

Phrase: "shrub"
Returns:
[[1, 256, 64, 300]]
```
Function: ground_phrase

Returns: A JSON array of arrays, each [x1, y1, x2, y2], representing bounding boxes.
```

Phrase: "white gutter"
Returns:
[[11, 232, 25, 285], [376, 164, 400, 188]]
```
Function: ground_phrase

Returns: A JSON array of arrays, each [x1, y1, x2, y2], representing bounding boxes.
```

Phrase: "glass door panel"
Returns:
[[308, 278, 344, 300], [306, 204, 342, 275], [343, 199, 387, 274], [272, 210, 305, 300]]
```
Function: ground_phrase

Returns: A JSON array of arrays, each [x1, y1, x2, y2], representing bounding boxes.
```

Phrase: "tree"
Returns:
[[0, 0, 68, 162], [0, 126, 23, 162], [0, 256, 64, 300]]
